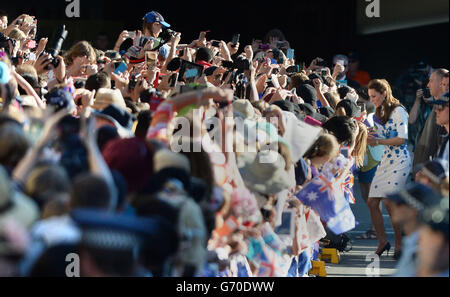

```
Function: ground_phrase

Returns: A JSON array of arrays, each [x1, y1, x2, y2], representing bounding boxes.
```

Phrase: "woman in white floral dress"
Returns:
[[366, 79, 412, 259]]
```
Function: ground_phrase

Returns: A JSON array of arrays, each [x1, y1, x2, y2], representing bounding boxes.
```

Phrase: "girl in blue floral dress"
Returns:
[[367, 79, 412, 259]]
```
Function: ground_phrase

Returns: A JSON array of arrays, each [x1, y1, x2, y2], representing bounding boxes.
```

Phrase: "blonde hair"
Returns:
[[368, 79, 402, 125], [8, 28, 26, 41], [263, 105, 283, 117], [353, 121, 368, 168], [278, 141, 292, 171], [16, 64, 38, 78], [41, 194, 70, 219], [251, 100, 270, 115], [304, 133, 340, 160]]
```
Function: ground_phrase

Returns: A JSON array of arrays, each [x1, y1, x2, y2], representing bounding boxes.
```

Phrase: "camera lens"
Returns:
[[422, 88, 432, 99]]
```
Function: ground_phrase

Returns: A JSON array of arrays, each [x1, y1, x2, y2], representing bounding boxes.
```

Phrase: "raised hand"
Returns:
[[250, 60, 258, 79], [143, 39, 155, 52], [81, 89, 96, 108], [219, 41, 232, 61], [308, 57, 323, 71], [118, 30, 130, 42], [33, 53, 52, 75], [49, 55, 66, 83], [134, 30, 143, 47], [227, 42, 240, 56], [114, 30, 131, 51], [313, 78, 322, 90], [80, 107, 99, 147], [333, 63, 346, 78], [244, 45, 254, 61], [132, 77, 148, 101], [35, 38, 48, 56], [147, 65, 161, 85], [171, 32, 182, 46]]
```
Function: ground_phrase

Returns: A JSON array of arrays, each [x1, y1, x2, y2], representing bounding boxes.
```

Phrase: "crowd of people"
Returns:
[[0, 10, 448, 277]]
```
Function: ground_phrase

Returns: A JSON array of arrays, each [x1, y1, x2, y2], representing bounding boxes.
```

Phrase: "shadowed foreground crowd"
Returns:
[[0, 10, 448, 277]]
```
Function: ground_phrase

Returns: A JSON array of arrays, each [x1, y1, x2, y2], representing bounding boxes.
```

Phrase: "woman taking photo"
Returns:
[[367, 79, 412, 259], [64, 41, 97, 78], [141, 11, 170, 42]]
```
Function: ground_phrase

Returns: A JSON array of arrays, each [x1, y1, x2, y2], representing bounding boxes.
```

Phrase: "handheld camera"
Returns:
[[42, 25, 68, 70]]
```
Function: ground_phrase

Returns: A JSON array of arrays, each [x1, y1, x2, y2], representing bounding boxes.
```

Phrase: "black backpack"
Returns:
[[320, 227, 352, 252]]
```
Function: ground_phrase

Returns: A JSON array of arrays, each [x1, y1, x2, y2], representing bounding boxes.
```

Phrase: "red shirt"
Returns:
[[196, 60, 212, 69], [349, 70, 371, 86]]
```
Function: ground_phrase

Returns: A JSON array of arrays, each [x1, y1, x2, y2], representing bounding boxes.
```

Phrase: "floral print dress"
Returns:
[[369, 106, 412, 198]]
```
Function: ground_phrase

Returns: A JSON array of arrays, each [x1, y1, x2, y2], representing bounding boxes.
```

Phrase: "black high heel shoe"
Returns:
[[375, 242, 391, 257]]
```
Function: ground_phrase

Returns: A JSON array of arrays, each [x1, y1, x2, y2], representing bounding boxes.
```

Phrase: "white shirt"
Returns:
[[442, 140, 449, 172]]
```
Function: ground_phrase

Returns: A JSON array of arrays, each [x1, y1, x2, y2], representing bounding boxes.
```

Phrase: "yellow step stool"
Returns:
[[319, 248, 340, 264], [309, 260, 327, 277]]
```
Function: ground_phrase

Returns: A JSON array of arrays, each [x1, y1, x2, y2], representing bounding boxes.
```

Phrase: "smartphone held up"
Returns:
[[231, 34, 240, 47], [146, 51, 158, 68]]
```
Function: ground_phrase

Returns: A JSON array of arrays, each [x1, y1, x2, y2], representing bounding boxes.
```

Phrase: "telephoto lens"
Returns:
[[46, 25, 69, 70]]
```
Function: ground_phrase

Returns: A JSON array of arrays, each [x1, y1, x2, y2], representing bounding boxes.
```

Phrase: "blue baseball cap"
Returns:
[[143, 11, 171, 28], [386, 183, 443, 211], [415, 158, 449, 184], [71, 208, 176, 251]]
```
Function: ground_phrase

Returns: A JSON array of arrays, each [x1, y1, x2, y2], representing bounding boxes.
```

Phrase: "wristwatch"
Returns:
[[376, 139, 380, 146]]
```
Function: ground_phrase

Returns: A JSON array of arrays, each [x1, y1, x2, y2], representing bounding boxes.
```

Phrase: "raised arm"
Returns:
[[81, 106, 118, 211], [409, 89, 424, 124], [11, 67, 45, 109], [312, 78, 330, 108], [161, 32, 181, 73], [147, 87, 233, 142], [13, 109, 68, 184]]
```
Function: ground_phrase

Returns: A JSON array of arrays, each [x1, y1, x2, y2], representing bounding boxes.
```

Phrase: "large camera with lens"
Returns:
[[141, 28, 177, 51], [41, 25, 68, 70], [159, 28, 177, 43], [422, 88, 432, 99]]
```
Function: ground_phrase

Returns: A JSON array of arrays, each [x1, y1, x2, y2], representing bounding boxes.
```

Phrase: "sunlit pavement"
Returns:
[[324, 174, 399, 277], [325, 238, 397, 277]]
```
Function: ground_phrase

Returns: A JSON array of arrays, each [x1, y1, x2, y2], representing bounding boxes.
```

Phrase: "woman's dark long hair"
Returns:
[[368, 79, 402, 125]]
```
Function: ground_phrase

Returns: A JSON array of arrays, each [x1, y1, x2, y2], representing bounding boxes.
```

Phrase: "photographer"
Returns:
[[413, 69, 449, 169], [141, 11, 171, 47], [122, 11, 172, 62], [408, 86, 433, 148], [64, 41, 97, 79]]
